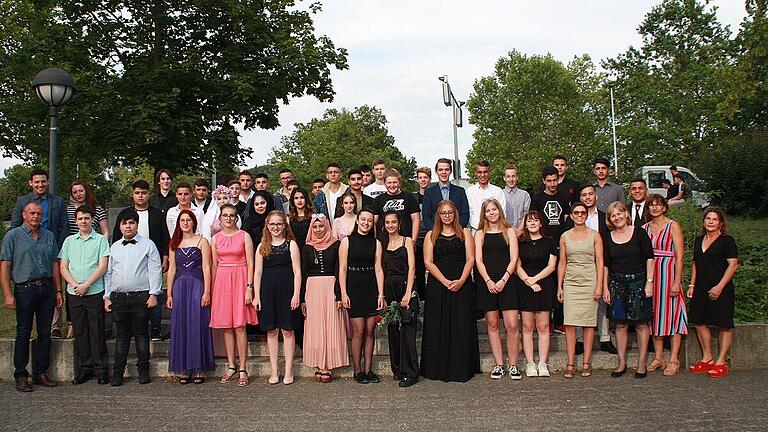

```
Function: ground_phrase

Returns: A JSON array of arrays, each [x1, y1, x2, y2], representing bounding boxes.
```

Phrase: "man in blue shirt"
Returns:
[[104, 209, 163, 386], [1, 201, 63, 392]]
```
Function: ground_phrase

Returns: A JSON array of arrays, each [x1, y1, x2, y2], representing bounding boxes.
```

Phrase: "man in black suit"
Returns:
[[112, 180, 169, 341], [629, 178, 653, 227], [421, 158, 470, 230], [11, 167, 70, 338]]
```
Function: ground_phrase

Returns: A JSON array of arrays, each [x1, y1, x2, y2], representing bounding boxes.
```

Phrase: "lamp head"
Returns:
[[32, 68, 77, 107]]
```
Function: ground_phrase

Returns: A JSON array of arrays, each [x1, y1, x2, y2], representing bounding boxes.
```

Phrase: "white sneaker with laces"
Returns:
[[508, 364, 522, 380], [537, 362, 550, 377], [490, 365, 505, 379], [525, 363, 538, 377]]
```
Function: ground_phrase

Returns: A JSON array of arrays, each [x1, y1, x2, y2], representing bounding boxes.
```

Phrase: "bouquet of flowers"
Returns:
[[377, 301, 402, 328]]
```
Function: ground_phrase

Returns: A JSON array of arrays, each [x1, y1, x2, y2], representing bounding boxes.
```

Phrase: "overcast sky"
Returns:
[[1, 0, 748, 178]]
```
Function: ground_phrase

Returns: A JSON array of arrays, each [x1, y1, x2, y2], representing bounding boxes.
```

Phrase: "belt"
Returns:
[[111, 291, 150, 297], [218, 263, 246, 267], [653, 251, 675, 257], [17, 278, 51, 287], [348, 266, 374, 272]]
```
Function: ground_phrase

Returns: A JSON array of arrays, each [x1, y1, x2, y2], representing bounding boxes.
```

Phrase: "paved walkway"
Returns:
[[2, 370, 766, 431]]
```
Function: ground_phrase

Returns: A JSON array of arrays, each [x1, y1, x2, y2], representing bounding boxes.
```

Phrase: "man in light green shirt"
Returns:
[[58, 205, 110, 384]]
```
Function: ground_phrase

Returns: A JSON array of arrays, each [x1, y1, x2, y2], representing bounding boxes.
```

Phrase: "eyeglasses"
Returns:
[[439, 211, 454, 216], [220, 214, 237, 219], [572, 210, 587, 216], [267, 223, 284, 228]]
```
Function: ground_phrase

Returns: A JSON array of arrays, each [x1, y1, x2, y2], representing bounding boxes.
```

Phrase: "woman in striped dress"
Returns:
[[643, 194, 687, 376]]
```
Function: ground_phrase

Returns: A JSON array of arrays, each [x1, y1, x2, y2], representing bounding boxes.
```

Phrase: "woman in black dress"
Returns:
[[687, 207, 739, 378], [516, 211, 558, 378], [421, 200, 481, 382], [381, 211, 419, 387], [603, 201, 654, 379], [339, 208, 385, 383], [474, 198, 519, 380], [288, 187, 314, 248]]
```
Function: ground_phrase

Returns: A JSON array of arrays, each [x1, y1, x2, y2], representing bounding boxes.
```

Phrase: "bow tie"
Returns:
[[122, 239, 137, 246]]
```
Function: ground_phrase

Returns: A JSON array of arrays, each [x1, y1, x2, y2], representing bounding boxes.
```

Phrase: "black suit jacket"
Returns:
[[112, 205, 169, 257], [565, 209, 609, 244], [421, 183, 470, 230], [630, 200, 653, 227]]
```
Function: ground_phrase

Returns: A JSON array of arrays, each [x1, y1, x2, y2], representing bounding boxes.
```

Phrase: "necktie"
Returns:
[[122, 239, 137, 246], [634, 203, 642, 226]]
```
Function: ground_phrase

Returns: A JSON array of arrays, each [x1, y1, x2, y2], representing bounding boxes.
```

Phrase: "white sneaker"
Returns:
[[537, 362, 550, 377], [490, 365, 505, 379], [508, 364, 522, 380], [526, 363, 538, 377]]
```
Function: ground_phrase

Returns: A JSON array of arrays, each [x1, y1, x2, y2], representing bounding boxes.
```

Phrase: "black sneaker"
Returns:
[[150, 329, 162, 341], [508, 365, 522, 380], [353, 372, 369, 384], [490, 365, 505, 379], [365, 371, 381, 383]]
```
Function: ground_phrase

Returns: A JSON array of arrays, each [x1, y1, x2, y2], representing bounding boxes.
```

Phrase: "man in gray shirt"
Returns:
[[593, 157, 625, 213], [502, 164, 531, 232], [1, 202, 63, 392]]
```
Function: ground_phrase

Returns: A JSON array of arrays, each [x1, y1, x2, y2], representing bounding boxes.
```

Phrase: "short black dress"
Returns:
[[259, 240, 302, 331], [476, 232, 519, 311], [689, 235, 738, 329], [345, 234, 379, 318], [517, 237, 557, 312]]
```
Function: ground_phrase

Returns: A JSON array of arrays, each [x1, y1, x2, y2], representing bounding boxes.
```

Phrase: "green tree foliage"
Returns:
[[0, 165, 33, 221], [466, 51, 607, 190], [602, 0, 734, 173], [267, 106, 417, 190], [0, 0, 348, 192]]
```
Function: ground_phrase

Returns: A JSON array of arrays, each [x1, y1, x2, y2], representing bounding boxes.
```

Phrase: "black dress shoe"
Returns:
[[393, 372, 403, 381], [365, 371, 381, 383], [634, 371, 647, 379], [600, 341, 618, 354], [98, 375, 111, 385], [575, 341, 584, 356], [610, 368, 627, 378], [31, 373, 58, 387], [353, 372, 369, 384], [72, 373, 94, 385], [138, 372, 151, 385], [398, 376, 418, 388], [15, 378, 33, 392], [111, 374, 124, 387]]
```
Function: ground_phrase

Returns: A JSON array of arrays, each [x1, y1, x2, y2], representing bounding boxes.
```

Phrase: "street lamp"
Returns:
[[32, 68, 77, 194], [438, 75, 465, 180]]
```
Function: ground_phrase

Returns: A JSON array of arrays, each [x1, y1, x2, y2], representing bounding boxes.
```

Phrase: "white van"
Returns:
[[633, 166, 710, 208]]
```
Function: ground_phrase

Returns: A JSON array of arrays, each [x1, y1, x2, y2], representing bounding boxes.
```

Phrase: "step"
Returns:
[[120, 350, 652, 379]]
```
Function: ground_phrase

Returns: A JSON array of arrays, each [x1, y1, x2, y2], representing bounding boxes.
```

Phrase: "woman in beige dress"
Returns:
[[557, 202, 604, 378]]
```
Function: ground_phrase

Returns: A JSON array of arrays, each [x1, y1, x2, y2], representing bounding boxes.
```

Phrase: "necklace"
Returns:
[[313, 248, 320, 265]]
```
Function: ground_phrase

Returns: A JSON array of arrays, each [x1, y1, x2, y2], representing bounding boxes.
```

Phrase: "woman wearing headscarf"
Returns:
[[242, 190, 275, 247]]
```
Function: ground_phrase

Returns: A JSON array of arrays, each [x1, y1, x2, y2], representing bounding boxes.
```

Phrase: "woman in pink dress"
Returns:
[[209, 204, 258, 386]]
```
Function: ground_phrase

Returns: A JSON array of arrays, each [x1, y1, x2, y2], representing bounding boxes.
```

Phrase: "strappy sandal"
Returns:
[[314, 371, 323, 382], [319, 372, 331, 383], [690, 360, 714, 373], [648, 357, 667, 372], [179, 376, 191, 385], [707, 363, 729, 378], [237, 369, 249, 387], [663, 360, 680, 377], [220, 366, 237, 383], [581, 363, 592, 377], [564, 364, 575, 379]]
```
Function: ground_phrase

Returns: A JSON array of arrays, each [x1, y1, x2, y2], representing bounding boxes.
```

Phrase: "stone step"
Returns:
[[121, 350, 653, 379]]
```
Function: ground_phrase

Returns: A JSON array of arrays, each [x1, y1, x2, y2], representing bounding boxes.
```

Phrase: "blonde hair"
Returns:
[[477, 198, 512, 244], [259, 211, 295, 258], [430, 200, 464, 242], [605, 201, 630, 231]]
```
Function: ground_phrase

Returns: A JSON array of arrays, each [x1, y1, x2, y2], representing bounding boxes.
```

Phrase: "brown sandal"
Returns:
[[220, 366, 237, 383], [237, 370, 249, 387], [648, 357, 667, 372], [663, 360, 680, 377], [564, 364, 575, 379], [581, 363, 592, 377]]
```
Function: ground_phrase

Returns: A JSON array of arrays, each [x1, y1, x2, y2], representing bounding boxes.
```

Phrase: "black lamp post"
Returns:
[[32, 68, 77, 194]]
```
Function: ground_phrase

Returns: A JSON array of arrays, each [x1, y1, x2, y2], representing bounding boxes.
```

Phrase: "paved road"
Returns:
[[1, 370, 766, 431]]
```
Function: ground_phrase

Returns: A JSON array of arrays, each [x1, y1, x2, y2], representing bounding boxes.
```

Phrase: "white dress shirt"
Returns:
[[104, 234, 162, 298], [166, 205, 204, 237], [466, 182, 507, 231]]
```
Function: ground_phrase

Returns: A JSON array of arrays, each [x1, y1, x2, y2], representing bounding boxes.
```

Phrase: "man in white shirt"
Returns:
[[629, 178, 651, 226], [165, 182, 204, 237], [237, 171, 255, 203], [466, 160, 506, 232], [363, 159, 388, 199]]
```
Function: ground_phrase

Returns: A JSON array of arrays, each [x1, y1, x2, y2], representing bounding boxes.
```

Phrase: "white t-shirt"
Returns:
[[466, 183, 507, 231], [363, 182, 388, 199], [166, 205, 205, 236], [328, 187, 342, 219], [137, 209, 150, 239]]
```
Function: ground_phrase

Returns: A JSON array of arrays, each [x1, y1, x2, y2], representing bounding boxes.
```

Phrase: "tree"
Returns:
[[466, 51, 607, 190], [267, 106, 417, 190], [0, 0, 348, 193], [602, 0, 734, 173]]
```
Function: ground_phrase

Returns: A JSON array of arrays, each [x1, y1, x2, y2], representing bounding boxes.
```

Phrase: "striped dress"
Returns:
[[644, 220, 688, 336]]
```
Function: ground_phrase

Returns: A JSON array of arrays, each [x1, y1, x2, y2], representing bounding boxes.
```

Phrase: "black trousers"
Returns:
[[13, 282, 55, 379], [110, 291, 151, 374], [68, 292, 108, 376], [414, 243, 427, 300], [386, 296, 419, 379]]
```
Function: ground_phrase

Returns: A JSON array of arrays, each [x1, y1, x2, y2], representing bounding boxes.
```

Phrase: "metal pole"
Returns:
[[610, 87, 619, 180], [48, 105, 58, 194], [452, 106, 460, 181]]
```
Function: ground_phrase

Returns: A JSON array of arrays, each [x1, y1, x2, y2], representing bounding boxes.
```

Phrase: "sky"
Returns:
[[1, 0, 748, 178]]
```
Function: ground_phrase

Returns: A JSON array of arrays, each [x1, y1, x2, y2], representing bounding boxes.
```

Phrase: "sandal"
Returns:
[[237, 370, 249, 387], [564, 364, 575, 379], [707, 363, 729, 378], [268, 375, 280, 385], [193, 376, 205, 384], [179, 376, 191, 385], [648, 357, 667, 372], [320, 372, 331, 383], [283, 373, 295, 385], [690, 360, 714, 373], [581, 363, 592, 377], [220, 367, 237, 383], [663, 360, 680, 377], [314, 371, 323, 382]]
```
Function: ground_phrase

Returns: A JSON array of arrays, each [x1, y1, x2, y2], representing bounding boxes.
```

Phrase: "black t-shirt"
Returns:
[[530, 191, 571, 242], [539, 176, 580, 205], [373, 191, 420, 237], [667, 184, 679, 200], [604, 226, 654, 273]]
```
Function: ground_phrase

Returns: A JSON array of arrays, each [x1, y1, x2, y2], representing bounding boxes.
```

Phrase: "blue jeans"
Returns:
[[14, 282, 56, 379]]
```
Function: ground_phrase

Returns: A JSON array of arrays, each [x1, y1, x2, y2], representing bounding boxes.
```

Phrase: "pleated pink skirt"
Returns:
[[303, 276, 349, 370]]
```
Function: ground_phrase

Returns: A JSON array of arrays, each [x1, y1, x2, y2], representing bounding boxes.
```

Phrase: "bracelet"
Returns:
[[688, 284, 694, 288], [377, 295, 385, 299], [504, 270, 511, 276], [486, 279, 492, 283], [646, 279, 653, 283]]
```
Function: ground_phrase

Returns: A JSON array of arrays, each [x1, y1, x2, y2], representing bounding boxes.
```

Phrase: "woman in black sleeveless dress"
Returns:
[[381, 211, 419, 387], [339, 209, 385, 383], [421, 200, 481, 382]]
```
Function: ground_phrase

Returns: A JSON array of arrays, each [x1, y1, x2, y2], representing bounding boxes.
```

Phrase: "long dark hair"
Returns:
[[379, 210, 405, 249], [169, 209, 197, 251], [289, 187, 314, 221], [520, 211, 550, 243]]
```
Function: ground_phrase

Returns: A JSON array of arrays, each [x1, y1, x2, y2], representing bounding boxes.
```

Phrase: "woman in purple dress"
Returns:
[[166, 210, 215, 383]]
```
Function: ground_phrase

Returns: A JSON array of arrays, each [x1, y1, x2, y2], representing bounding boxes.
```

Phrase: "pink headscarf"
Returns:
[[305, 213, 337, 251]]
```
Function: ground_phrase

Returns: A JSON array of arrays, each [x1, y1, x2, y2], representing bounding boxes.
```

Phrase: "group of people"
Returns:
[[1, 154, 739, 393]]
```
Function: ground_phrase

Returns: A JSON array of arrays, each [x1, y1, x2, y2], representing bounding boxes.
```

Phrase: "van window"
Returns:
[[648, 170, 667, 189]]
